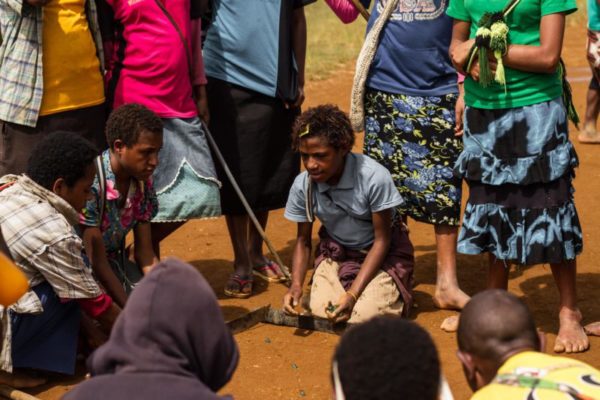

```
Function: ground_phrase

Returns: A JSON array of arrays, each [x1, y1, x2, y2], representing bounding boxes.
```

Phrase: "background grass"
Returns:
[[304, 0, 589, 82], [304, 1, 367, 81]]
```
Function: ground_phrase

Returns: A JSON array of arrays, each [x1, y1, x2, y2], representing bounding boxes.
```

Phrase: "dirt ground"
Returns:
[[29, 23, 600, 400]]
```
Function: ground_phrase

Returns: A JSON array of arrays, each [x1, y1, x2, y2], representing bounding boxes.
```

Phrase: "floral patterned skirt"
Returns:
[[363, 89, 463, 226]]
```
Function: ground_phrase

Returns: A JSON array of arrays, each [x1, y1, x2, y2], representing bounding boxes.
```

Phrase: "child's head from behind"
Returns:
[[106, 104, 163, 181], [333, 317, 441, 400], [292, 105, 355, 185], [27, 131, 98, 211]]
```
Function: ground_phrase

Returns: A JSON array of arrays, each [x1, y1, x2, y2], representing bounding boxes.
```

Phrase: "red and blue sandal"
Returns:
[[252, 260, 285, 283], [224, 274, 253, 299]]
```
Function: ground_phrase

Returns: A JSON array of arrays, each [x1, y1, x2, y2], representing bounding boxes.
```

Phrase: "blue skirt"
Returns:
[[152, 117, 221, 222], [455, 98, 583, 265], [10, 282, 81, 374]]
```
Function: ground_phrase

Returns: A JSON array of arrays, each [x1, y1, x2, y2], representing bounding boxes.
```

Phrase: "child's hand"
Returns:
[[326, 292, 357, 323], [283, 284, 303, 315], [450, 39, 475, 75]]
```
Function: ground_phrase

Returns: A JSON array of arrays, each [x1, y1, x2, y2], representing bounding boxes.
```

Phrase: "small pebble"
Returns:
[[291, 363, 299, 370], [299, 390, 306, 397], [264, 337, 271, 344]]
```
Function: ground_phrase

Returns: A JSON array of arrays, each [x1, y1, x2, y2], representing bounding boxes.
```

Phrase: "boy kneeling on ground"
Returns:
[[80, 104, 163, 307], [0, 132, 119, 387], [283, 105, 414, 323]]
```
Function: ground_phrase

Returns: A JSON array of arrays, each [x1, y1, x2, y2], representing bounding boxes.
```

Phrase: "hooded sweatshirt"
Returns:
[[63, 258, 239, 400]]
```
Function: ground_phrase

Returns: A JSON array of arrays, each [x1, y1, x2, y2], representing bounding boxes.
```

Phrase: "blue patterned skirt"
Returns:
[[152, 117, 221, 222], [456, 98, 583, 265], [364, 89, 463, 226]]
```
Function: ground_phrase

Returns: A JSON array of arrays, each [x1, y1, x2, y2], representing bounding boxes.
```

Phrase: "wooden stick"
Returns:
[[0, 385, 41, 400], [348, 0, 370, 21], [200, 122, 292, 282]]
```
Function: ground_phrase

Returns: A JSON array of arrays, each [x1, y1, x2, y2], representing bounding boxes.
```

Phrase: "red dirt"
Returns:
[[29, 23, 600, 400]]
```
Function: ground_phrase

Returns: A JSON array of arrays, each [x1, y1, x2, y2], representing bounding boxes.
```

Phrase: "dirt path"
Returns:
[[31, 23, 600, 400]]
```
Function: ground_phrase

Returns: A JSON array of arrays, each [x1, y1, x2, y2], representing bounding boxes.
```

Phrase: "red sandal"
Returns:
[[252, 260, 285, 282], [224, 274, 253, 299]]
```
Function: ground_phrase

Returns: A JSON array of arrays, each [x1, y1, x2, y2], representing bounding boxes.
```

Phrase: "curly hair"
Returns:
[[334, 317, 440, 400], [292, 104, 355, 151], [106, 103, 163, 149], [27, 131, 98, 190]]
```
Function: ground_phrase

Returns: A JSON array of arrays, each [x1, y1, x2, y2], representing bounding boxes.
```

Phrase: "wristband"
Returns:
[[346, 290, 359, 303]]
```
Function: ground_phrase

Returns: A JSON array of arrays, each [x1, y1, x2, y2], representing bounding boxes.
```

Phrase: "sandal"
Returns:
[[224, 274, 253, 299], [253, 260, 285, 282]]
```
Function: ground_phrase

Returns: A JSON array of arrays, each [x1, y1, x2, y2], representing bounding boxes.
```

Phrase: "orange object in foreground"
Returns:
[[0, 252, 28, 307]]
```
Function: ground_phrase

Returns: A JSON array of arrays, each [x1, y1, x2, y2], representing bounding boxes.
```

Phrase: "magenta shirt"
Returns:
[[105, 0, 206, 118]]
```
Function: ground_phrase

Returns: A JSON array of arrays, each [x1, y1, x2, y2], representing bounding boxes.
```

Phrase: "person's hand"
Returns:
[[326, 292, 357, 323], [283, 284, 303, 315], [468, 54, 497, 83], [195, 85, 210, 125], [450, 39, 475, 75], [24, 0, 50, 6], [286, 84, 305, 109], [455, 86, 465, 137]]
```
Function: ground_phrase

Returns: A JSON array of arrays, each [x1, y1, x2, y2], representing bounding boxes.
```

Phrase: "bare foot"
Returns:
[[433, 286, 470, 311], [584, 321, 600, 336], [0, 370, 46, 389], [440, 315, 459, 332], [554, 308, 589, 354]]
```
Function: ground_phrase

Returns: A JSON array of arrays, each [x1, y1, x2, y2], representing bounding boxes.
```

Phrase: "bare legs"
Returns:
[[432, 225, 469, 310], [224, 211, 279, 296], [486, 258, 588, 353], [579, 84, 600, 142], [151, 221, 185, 258]]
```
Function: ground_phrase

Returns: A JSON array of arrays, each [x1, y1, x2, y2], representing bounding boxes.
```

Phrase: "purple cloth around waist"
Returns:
[[314, 224, 415, 316]]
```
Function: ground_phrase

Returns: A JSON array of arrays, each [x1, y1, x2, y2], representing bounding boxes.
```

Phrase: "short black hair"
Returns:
[[334, 317, 440, 400], [27, 131, 98, 190], [105, 103, 163, 149], [458, 290, 540, 363], [292, 104, 355, 151]]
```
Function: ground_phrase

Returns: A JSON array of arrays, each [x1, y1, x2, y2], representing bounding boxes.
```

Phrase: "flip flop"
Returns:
[[253, 260, 285, 282], [224, 274, 253, 299]]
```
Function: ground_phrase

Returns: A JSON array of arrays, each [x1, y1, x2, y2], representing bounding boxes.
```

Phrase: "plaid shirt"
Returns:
[[0, 0, 105, 127], [0, 175, 102, 372]]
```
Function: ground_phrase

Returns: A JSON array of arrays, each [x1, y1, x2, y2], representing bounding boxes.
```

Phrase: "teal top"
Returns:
[[589, 0, 600, 30], [447, 0, 577, 109]]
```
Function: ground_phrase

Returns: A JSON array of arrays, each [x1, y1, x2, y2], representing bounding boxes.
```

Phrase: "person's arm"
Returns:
[[449, 20, 474, 76], [289, 6, 307, 108], [455, 80, 465, 136], [283, 222, 313, 315], [501, 13, 566, 74], [133, 222, 159, 275], [82, 226, 128, 308], [191, 18, 210, 123], [328, 208, 393, 323], [324, 0, 363, 23]]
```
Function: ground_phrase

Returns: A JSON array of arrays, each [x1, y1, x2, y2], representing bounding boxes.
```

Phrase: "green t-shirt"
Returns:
[[589, 0, 600, 30], [447, 0, 577, 109]]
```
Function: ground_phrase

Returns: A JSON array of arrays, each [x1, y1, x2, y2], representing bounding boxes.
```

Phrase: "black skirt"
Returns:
[[207, 78, 300, 215]]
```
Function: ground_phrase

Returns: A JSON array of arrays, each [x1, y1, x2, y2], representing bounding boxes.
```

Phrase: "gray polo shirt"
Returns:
[[284, 153, 404, 250]]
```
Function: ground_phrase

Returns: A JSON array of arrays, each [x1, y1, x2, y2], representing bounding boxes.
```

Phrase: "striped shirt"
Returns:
[[0, 0, 104, 127], [0, 175, 102, 372]]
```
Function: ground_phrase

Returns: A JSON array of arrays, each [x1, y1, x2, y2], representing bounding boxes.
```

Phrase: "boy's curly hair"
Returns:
[[27, 131, 98, 190], [106, 103, 163, 149], [292, 104, 355, 151]]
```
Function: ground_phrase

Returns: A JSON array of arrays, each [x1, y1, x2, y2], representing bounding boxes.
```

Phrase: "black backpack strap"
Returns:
[[95, 155, 107, 227]]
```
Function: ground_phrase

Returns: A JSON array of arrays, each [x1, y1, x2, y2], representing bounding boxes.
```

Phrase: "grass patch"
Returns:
[[305, 1, 367, 81]]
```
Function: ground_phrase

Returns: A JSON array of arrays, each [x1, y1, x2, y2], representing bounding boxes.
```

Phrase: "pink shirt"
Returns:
[[105, 0, 206, 118]]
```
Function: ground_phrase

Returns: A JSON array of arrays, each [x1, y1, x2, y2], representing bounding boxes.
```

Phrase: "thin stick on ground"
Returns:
[[201, 121, 292, 282]]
